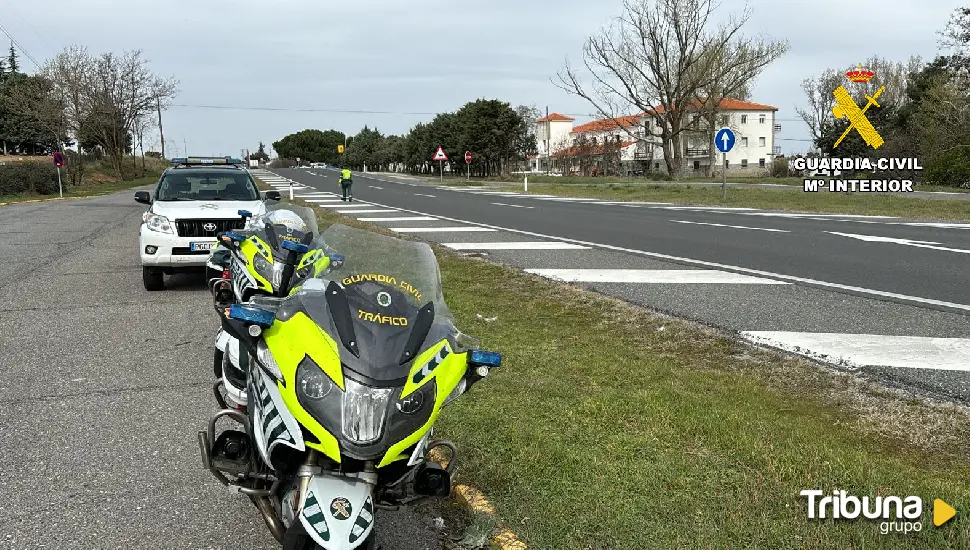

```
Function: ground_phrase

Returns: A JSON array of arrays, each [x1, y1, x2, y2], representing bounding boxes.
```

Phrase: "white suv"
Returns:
[[135, 157, 281, 291]]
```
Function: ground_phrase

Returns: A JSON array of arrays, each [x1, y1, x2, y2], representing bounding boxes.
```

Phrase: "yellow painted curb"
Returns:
[[430, 448, 528, 549]]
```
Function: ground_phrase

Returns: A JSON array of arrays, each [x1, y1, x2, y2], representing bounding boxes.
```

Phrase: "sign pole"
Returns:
[[439, 160, 442, 183], [57, 166, 63, 198], [722, 152, 727, 201], [289, 180, 293, 200]]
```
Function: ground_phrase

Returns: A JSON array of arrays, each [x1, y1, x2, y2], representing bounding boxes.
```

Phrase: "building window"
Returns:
[[720, 114, 729, 125], [741, 159, 748, 168], [741, 137, 748, 147], [655, 162, 660, 170], [759, 114, 766, 124], [759, 137, 766, 147], [759, 158, 766, 168], [741, 114, 747, 124], [693, 160, 700, 169]]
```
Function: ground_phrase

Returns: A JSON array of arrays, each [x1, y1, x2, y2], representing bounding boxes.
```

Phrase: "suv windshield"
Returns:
[[155, 170, 260, 201]]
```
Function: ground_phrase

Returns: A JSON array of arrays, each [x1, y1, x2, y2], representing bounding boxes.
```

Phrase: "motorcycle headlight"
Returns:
[[252, 254, 285, 288], [341, 378, 393, 444], [143, 212, 174, 234], [297, 362, 334, 399], [255, 340, 283, 380]]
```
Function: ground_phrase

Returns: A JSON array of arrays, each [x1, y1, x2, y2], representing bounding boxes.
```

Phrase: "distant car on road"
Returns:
[[134, 156, 281, 291]]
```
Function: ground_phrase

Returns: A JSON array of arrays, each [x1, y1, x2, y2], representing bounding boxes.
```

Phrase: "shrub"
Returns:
[[770, 157, 790, 178], [0, 161, 61, 195]]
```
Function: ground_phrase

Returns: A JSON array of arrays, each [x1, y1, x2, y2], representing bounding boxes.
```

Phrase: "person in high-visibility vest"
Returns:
[[337, 168, 353, 202]]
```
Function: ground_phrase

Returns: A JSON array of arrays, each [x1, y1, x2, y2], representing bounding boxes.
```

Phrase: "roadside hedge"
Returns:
[[0, 162, 61, 195]]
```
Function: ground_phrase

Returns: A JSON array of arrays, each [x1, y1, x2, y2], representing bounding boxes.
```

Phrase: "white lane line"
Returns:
[[491, 202, 534, 209], [329, 209, 399, 214], [526, 268, 790, 284], [442, 242, 590, 250], [347, 197, 970, 312], [671, 220, 791, 233], [303, 199, 345, 203], [357, 216, 438, 221], [741, 332, 970, 372], [389, 227, 498, 233], [414, 193, 436, 198], [371, 186, 383, 190], [536, 197, 603, 202]]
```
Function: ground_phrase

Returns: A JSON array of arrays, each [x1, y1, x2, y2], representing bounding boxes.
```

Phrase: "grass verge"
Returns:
[[0, 175, 157, 205], [508, 183, 970, 219], [280, 187, 970, 548]]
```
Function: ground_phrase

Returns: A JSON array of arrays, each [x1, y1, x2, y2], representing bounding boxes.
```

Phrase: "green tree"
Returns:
[[7, 45, 19, 75], [250, 141, 269, 161], [272, 129, 345, 164]]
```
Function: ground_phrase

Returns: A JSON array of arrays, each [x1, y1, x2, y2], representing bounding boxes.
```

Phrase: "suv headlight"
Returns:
[[143, 212, 174, 234]]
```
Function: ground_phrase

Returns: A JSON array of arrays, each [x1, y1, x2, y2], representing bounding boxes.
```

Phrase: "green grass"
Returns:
[[0, 175, 157, 205], [292, 195, 970, 549], [504, 183, 970, 220]]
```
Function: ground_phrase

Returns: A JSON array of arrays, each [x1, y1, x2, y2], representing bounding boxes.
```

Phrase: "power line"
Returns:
[[0, 21, 40, 69]]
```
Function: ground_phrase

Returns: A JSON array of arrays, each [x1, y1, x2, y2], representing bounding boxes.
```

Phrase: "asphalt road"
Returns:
[[263, 167, 970, 405], [0, 192, 450, 549]]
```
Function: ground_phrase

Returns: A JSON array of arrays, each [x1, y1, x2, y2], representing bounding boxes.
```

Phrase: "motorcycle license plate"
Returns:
[[190, 241, 217, 252]]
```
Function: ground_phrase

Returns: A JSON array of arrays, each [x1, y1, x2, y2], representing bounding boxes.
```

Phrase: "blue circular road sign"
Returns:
[[714, 127, 736, 153]]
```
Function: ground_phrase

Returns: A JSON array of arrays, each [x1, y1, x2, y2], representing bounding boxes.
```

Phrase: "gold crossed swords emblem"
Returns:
[[831, 85, 886, 149]]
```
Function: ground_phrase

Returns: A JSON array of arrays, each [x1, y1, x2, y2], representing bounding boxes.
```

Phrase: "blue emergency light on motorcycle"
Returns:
[[281, 240, 309, 254], [238, 209, 252, 218], [224, 231, 246, 242], [468, 350, 502, 368], [228, 304, 276, 328]]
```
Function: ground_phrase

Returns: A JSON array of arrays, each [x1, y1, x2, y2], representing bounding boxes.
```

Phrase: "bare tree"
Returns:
[[692, 32, 789, 176], [555, 0, 786, 178], [42, 45, 94, 184]]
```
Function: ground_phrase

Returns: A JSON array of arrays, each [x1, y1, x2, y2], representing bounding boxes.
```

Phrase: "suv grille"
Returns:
[[175, 219, 245, 237]]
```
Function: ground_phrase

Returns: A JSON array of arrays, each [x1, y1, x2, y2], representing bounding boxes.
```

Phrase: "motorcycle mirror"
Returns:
[[263, 191, 281, 202]]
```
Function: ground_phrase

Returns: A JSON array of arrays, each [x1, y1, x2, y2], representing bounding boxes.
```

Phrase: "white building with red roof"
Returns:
[[529, 99, 782, 177]]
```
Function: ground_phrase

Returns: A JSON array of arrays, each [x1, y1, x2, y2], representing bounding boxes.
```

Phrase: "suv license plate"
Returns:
[[190, 242, 216, 252]]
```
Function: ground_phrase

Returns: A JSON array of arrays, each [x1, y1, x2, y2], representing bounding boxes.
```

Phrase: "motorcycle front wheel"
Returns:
[[281, 519, 377, 550]]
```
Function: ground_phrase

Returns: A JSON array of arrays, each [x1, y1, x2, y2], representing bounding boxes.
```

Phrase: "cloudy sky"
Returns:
[[2, 0, 963, 156]]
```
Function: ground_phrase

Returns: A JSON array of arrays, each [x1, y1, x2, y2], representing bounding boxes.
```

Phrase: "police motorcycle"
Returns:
[[199, 223, 502, 549], [208, 204, 343, 411]]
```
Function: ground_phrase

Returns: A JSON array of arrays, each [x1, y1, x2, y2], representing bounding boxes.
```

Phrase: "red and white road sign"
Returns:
[[433, 145, 448, 161], [464, 151, 472, 164]]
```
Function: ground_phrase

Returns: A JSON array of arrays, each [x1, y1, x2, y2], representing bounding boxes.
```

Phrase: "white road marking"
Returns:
[[389, 227, 498, 233], [329, 209, 399, 214], [357, 216, 438, 221], [828, 231, 970, 254], [442, 242, 590, 250], [672, 220, 791, 233], [491, 202, 534, 209], [526, 268, 790, 284], [347, 197, 970, 312], [370, 186, 383, 190], [414, 193, 436, 198], [741, 332, 970, 372], [303, 199, 345, 203]]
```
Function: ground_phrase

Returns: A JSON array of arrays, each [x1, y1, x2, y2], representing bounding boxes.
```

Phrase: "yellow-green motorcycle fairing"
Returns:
[[238, 235, 274, 292], [261, 312, 469, 467]]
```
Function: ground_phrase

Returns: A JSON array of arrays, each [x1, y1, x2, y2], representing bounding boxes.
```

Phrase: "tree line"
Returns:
[[0, 44, 178, 183], [796, 7, 970, 186], [272, 99, 538, 176]]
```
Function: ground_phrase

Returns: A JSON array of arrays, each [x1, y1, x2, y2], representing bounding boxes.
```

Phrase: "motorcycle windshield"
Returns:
[[237, 204, 321, 293], [281, 224, 455, 383]]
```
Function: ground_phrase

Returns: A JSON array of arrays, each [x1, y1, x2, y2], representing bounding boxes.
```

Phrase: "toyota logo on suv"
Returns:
[[203, 223, 217, 232]]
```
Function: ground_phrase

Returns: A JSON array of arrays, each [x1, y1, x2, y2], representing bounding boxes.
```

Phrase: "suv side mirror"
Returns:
[[134, 191, 151, 204], [263, 190, 281, 201]]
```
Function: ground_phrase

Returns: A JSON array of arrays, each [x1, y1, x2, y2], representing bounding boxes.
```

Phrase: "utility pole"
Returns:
[[156, 96, 165, 159], [183, 138, 187, 157], [545, 106, 550, 176]]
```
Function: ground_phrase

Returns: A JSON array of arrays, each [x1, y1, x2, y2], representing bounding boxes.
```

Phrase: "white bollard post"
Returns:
[[289, 181, 293, 200], [524, 176, 528, 193]]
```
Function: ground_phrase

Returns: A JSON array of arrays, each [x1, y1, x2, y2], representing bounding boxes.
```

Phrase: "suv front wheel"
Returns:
[[143, 266, 165, 291]]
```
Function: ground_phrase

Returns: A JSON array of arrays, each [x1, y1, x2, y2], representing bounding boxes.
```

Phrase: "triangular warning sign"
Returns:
[[433, 146, 448, 161]]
